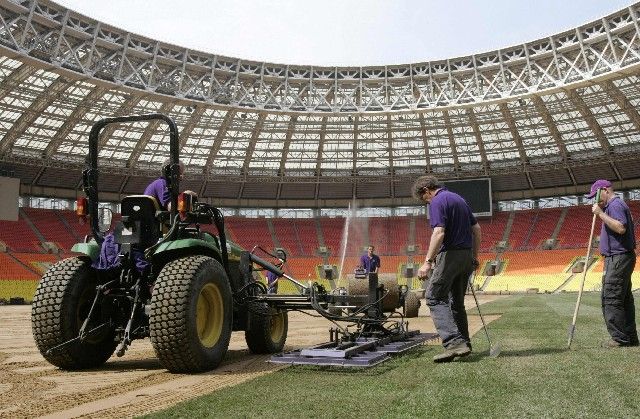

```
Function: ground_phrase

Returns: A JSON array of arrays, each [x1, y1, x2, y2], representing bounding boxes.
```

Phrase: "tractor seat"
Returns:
[[114, 195, 162, 249]]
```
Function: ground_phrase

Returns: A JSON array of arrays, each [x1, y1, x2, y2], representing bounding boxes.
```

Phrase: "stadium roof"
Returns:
[[1, 0, 640, 208]]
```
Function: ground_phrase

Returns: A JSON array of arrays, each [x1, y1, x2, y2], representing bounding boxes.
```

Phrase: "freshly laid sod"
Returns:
[[149, 293, 640, 418]]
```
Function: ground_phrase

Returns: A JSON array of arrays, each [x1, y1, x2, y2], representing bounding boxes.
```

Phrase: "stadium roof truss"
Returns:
[[1, 0, 640, 207]]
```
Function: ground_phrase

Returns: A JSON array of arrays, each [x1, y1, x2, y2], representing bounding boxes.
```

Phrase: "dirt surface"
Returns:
[[0, 294, 502, 418]]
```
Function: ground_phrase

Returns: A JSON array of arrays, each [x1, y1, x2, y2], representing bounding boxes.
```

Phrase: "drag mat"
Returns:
[[0, 294, 503, 417]]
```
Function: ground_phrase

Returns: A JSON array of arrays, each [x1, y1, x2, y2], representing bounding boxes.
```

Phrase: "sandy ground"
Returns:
[[0, 295, 502, 418]]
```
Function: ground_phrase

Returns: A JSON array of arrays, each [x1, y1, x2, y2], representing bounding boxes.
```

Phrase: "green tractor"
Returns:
[[31, 114, 288, 373]]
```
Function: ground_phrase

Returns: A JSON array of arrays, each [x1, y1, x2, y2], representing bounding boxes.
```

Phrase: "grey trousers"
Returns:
[[426, 249, 473, 348], [602, 252, 638, 344]]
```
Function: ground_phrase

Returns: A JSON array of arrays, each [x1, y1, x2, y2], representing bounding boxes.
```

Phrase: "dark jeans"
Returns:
[[267, 282, 278, 294], [426, 249, 473, 348], [602, 252, 638, 344]]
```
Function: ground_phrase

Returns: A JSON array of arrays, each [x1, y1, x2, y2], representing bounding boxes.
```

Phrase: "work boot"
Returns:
[[601, 339, 627, 348], [433, 342, 471, 363]]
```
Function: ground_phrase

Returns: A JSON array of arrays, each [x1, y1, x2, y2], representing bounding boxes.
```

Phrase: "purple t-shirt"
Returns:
[[143, 178, 170, 210], [428, 187, 477, 253], [266, 270, 278, 284], [599, 196, 636, 256], [360, 253, 381, 273], [266, 270, 278, 293]]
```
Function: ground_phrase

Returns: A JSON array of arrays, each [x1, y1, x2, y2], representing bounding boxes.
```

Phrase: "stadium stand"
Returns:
[[22, 207, 77, 251], [477, 212, 509, 252], [564, 254, 640, 292], [523, 208, 562, 250], [368, 216, 409, 256], [501, 249, 584, 274], [484, 273, 568, 293], [295, 219, 321, 257], [4, 204, 640, 302], [282, 256, 320, 281], [557, 205, 594, 248], [508, 209, 538, 250], [271, 218, 303, 256], [345, 218, 368, 256], [271, 218, 320, 257], [563, 256, 604, 292], [57, 209, 92, 242], [485, 249, 586, 293], [471, 253, 496, 289], [319, 218, 346, 257], [0, 214, 43, 252], [225, 217, 275, 254], [412, 215, 432, 255], [11, 252, 60, 275], [0, 252, 40, 301], [0, 252, 39, 281]]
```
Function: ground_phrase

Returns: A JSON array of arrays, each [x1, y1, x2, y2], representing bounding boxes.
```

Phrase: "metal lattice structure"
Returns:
[[1, 0, 640, 208]]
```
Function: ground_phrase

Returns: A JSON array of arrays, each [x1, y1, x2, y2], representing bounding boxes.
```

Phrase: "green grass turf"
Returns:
[[147, 293, 640, 418]]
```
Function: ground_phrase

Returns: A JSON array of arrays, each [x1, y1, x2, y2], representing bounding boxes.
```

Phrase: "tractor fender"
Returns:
[[152, 239, 223, 261], [70, 242, 100, 262]]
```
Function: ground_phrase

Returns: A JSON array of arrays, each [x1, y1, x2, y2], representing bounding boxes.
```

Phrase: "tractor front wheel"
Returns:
[[245, 302, 288, 354], [404, 291, 421, 318]]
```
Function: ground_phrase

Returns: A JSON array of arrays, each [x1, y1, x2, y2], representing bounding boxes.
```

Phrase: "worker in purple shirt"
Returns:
[[266, 270, 279, 294], [360, 245, 381, 274], [144, 176, 171, 210], [413, 175, 481, 363], [94, 160, 193, 272], [144, 159, 196, 210], [588, 179, 638, 348]]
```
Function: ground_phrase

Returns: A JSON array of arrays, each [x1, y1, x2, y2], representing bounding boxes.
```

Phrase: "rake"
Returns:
[[567, 189, 600, 348], [469, 270, 501, 358]]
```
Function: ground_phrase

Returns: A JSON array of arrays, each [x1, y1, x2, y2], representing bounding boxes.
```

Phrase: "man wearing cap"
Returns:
[[588, 179, 638, 347]]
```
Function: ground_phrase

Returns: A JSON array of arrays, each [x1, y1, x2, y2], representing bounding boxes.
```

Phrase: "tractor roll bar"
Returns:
[[82, 113, 180, 244]]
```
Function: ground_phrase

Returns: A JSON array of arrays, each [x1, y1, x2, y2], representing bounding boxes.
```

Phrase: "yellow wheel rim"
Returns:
[[270, 310, 285, 342], [196, 283, 224, 348]]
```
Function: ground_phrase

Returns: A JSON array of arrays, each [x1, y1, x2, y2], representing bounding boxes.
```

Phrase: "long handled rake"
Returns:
[[567, 189, 600, 349], [469, 270, 501, 358]]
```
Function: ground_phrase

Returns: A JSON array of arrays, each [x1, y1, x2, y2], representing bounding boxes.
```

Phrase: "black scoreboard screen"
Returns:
[[442, 178, 492, 216]]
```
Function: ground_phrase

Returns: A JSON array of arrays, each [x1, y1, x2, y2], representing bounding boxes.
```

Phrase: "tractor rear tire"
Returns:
[[380, 277, 400, 312], [245, 302, 288, 354], [404, 291, 421, 318], [149, 255, 232, 373], [31, 257, 117, 369]]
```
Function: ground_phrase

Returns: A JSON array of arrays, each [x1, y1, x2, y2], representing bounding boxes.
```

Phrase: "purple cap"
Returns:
[[586, 179, 611, 199]]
